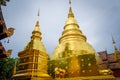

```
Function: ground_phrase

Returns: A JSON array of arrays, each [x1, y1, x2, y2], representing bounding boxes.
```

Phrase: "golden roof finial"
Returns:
[[68, 0, 74, 18], [38, 8, 40, 17], [37, 8, 40, 20], [111, 35, 118, 50], [69, 0, 71, 5], [36, 8, 40, 25], [111, 35, 120, 59], [30, 9, 41, 40], [112, 35, 115, 44]]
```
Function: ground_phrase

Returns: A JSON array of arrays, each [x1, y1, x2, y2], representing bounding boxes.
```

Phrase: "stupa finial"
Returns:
[[68, 0, 74, 18], [111, 35, 118, 50]]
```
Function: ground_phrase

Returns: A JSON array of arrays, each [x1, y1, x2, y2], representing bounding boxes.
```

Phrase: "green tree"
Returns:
[[0, 58, 17, 80], [0, 0, 10, 6]]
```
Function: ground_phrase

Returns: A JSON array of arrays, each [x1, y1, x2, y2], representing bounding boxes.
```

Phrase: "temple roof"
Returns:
[[0, 6, 14, 40], [0, 5, 8, 40], [0, 6, 14, 58]]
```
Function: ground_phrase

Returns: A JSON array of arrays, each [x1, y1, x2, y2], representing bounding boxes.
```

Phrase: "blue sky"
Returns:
[[1, 0, 120, 58]]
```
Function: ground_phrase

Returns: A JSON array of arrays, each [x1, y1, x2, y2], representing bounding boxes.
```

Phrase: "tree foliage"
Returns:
[[0, 58, 17, 80], [0, 0, 10, 6]]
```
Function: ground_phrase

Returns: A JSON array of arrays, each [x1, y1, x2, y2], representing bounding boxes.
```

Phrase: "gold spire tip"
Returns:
[[111, 34, 115, 44], [36, 8, 40, 25], [38, 8, 40, 17], [111, 35, 118, 51], [69, 0, 71, 5], [68, 0, 74, 18]]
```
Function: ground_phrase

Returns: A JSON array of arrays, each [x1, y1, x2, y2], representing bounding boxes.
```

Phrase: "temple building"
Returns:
[[98, 36, 120, 77], [48, 0, 114, 80], [12, 12, 52, 80], [49, 0, 98, 77], [13, 0, 118, 80], [0, 5, 14, 58]]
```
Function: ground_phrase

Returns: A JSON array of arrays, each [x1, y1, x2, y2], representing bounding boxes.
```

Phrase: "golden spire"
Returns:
[[112, 35, 118, 50], [52, 0, 95, 60], [111, 35, 120, 59], [24, 10, 46, 53], [68, 0, 74, 18], [38, 8, 40, 17], [31, 9, 41, 40], [37, 8, 40, 22], [59, 0, 86, 43]]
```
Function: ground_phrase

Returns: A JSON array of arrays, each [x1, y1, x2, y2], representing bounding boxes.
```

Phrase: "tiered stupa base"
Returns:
[[48, 54, 115, 80]]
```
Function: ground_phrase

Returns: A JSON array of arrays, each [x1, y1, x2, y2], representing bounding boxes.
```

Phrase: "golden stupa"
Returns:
[[13, 1, 115, 80], [12, 11, 52, 80], [48, 0, 115, 80], [51, 2, 95, 60]]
